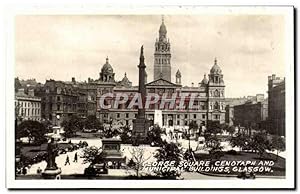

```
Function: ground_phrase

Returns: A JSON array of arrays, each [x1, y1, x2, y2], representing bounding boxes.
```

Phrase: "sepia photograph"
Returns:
[[5, 5, 295, 189]]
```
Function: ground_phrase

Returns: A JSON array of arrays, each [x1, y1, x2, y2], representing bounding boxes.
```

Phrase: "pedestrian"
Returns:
[[65, 155, 70, 165], [73, 152, 78, 163]]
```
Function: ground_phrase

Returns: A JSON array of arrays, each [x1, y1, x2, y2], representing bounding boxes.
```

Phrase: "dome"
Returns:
[[121, 73, 130, 83], [201, 74, 208, 84], [159, 22, 167, 35], [210, 58, 222, 74], [159, 16, 167, 38], [120, 72, 132, 87], [101, 57, 114, 73]]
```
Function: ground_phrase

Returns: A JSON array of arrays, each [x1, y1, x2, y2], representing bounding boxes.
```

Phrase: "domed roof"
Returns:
[[101, 57, 114, 73], [210, 58, 222, 74], [176, 69, 181, 77], [121, 73, 130, 83], [159, 16, 167, 36], [201, 74, 208, 84]]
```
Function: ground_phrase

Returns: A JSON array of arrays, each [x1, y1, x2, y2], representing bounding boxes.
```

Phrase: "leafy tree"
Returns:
[[61, 114, 83, 138], [120, 125, 132, 144], [249, 132, 271, 158], [17, 120, 47, 145], [81, 146, 106, 164], [205, 120, 222, 137], [83, 115, 103, 131], [227, 125, 236, 136], [205, 136, 224, 159], [270, 136, 285, 161], [147, 125, 163, 146], [230, 133, 249, 152], [154, 141, 182, 178]]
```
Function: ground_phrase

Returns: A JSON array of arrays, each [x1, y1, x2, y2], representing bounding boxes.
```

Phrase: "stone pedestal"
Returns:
[[42, 167, 62, 179], [132, 118, 150, 145]]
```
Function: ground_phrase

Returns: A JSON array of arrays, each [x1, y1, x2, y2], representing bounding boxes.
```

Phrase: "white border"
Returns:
[[5, 5, 295, 189]]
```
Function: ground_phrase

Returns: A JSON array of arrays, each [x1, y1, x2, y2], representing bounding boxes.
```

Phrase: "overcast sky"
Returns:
[[15, 15, 285, 97]]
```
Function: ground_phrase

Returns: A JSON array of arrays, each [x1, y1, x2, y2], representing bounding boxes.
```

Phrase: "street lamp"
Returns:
[[56, 114, 60, 127]]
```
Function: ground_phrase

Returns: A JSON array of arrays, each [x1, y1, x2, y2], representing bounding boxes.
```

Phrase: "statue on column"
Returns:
[[42, 137, 61, 179]]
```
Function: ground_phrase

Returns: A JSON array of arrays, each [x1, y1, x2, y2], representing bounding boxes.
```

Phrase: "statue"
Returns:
[[46, 138, 58, 170], [42, 137, 61, 179]]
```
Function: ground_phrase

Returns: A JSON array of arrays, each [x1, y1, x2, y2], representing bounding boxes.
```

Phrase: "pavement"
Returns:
[[26, 136, 286, 179]]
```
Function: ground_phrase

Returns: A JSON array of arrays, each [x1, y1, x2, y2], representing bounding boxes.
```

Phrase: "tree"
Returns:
[[249, 132, 271, 158], [154, 141, 182, 178], [17, 120, 47, 145], [61, 115, 83, 138], [227, 125, 236, 136], [81, 146, 106, 164], [230, 133, 249, 152], [205, 120, 222, 137], [128, 147, 151, 177], [83, 115, 103, 131], [205, 136, 224, 159], [120, 125, 132, 144], [270, 136, 285, 161], [147, 125, 163, 146]]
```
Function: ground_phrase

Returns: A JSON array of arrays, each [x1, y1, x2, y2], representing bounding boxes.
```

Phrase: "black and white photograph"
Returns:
[[5, 5, 295, 189]]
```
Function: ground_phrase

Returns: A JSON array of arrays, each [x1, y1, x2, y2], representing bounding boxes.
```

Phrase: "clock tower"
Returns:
[[154, 16, 171, 82]]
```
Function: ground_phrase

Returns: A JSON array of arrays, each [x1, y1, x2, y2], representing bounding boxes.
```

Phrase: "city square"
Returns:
[[14, 14, 287, 181]]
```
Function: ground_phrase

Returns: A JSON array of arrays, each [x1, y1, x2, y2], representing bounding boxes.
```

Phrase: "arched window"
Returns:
[[214, 102, 219, 110]]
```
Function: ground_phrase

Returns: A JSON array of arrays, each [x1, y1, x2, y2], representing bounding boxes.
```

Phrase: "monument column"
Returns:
[[132, 46, 150, 146]]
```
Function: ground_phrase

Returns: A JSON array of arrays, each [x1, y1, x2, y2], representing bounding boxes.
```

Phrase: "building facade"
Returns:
[[233, 94, 268, 133], [20, 17, 226, 129], [94, 18, 226, 128], [268, 74, 285, 136], [15, 88, 41, 122]]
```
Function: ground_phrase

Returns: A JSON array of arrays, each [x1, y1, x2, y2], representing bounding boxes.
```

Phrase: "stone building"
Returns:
[[21, 17, 227, 130], [154, 17, 171, 82], [15, 88, 41, 121], [34, 80, 80, 125], [233, 94, 268, 133], [94, 18, 226, 129], [268, 74, 285, 136]]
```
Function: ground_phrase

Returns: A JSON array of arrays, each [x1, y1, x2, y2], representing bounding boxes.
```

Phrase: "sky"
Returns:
[[15, 14, 286, 98]]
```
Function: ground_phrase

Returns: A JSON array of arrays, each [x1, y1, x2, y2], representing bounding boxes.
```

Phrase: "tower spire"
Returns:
[[162, 15, 164, 24]]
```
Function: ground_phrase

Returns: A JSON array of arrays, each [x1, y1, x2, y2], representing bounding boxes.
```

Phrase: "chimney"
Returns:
[[28, 89, 34, 97], [198, 82, 201, 87], [272, 74, 276, 80], [72, 77, 76, 83], [192, 82, 194, 87], [88, 77, 91, 83]]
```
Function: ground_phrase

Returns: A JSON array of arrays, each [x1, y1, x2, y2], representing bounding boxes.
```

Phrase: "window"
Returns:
[[193, 114, 197, 119], [126, 113, 129, 118], [185, 114, 188, 119], [177, 120, 180, 125], [117, 113, 120, 118], [177, 114, 180, 119], [202, 114, 206, 119]]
